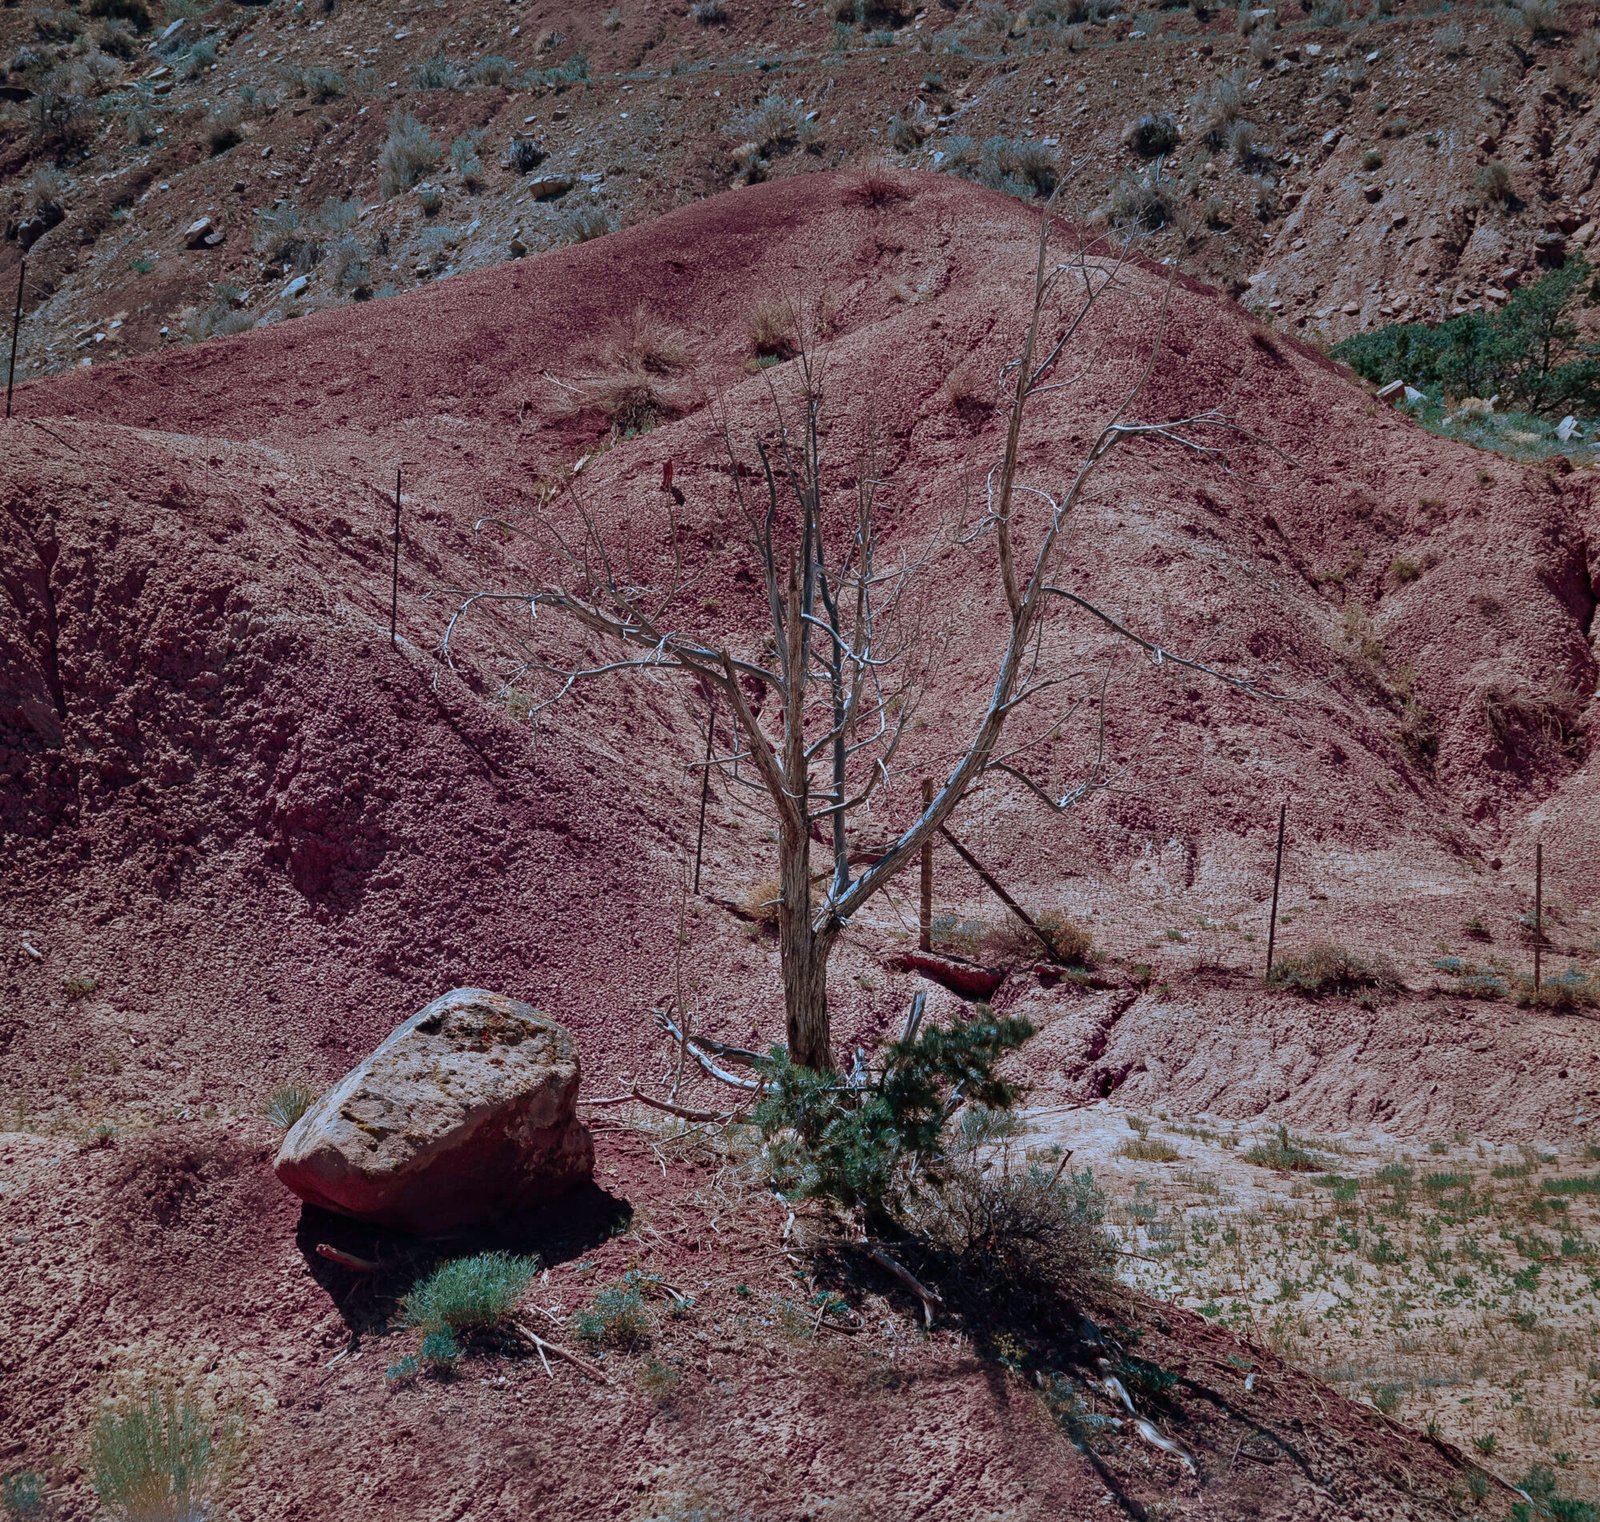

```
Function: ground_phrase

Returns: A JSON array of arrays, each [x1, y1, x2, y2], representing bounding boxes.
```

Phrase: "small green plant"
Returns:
[[0, 1471, 44, 1519], [572, 1280, 650, 1349], [1242, 1126, 1326, 1173], [1473, 1431, 1498, 1456], [263, 1082, 317, 1130], [384, 1355, 418, 1387], [418, 1326, 460, 1375], [62, 972, 97, 1000], [1360, 148, 1383, 170], [89, 1385, 226, 1522], [638, 1358, 681, 1400], [403, 1252, 537, 1336]]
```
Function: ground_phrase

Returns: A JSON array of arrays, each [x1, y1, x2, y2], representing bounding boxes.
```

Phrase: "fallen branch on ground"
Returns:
[[511, 1321, 615, 1386], [861, 1243, 944, 1328]]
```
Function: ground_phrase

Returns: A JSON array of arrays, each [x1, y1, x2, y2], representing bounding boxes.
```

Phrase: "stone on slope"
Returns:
[[274, 988, 594, 1234]]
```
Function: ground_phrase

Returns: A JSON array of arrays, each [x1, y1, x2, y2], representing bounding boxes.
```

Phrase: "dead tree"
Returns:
[[445, 212, 1281, 1071]]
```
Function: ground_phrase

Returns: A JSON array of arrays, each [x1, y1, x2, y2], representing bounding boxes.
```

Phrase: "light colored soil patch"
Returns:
[[1025, 1101, 1600, 1503]]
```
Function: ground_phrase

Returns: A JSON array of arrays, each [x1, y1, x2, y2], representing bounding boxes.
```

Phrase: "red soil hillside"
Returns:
[[2, 171, 1596, 1519]]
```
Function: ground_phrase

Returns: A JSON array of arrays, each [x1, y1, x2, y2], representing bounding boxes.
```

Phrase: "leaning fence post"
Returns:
[[388, 466, 402, 644], [5, 258, 24, 421], [693, 695, 716, 896], [1265, 802, 1287, 982], [1533, 841, 1543, 993], [919, 777, 933, 952]]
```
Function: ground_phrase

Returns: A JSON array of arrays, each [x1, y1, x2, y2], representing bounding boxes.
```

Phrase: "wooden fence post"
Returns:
[[1265, 802, 1287, 982], [1534, 841, 1543, 993], [919, 778, 933, 952], [5, 258, 24, 420]]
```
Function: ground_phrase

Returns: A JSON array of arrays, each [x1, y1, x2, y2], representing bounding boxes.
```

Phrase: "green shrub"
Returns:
[[756, 1005, 1032, 1220], [572, 1280, 650, 1349], [403, 1252, 537, 1334], [0, 1471, 44, 1519], [86, 0, 152, 28], [263, 1082, 317, 1130], [1269, 942, 1402, 998], [89, 1387, 224, 1522], [410, 54, 465, 90], [378, 110, 442, 196]]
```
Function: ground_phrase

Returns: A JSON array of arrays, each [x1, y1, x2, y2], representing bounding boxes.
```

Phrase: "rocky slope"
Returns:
[[2, 0, 1598, 387]]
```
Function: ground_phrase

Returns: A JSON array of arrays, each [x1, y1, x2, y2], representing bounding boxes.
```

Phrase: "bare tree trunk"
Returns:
[[778, 818, 832, 1069]]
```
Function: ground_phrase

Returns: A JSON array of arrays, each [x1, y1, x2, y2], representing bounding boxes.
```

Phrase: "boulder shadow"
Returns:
[[294, 1179, 632, 1341]]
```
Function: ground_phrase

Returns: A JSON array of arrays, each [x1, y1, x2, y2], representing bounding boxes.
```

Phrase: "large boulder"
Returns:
[[274, 988, 594, 1235]]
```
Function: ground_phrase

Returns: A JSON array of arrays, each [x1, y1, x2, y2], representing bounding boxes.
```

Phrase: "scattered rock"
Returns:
[[281, 274, 309, 300], [527, 173, 574, 201], [274, 988, 595, 1235], [184, 215, 219, 249], [1555, 415, 1581, 443], [1533, 230, 1566, 268]]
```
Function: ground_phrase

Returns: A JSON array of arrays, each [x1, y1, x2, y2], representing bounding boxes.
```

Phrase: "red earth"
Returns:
[[3, 170, 1596, 1518]]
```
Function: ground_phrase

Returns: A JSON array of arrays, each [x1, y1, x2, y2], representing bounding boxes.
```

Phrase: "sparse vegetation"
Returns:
[[403, 1252, 538, 1337], [691, 0, 730, 22], [1269, 941, 1402, 998], [745, 297, 797, 359], [572, 1279, 651, 1349], [378, 109, 443, 197], [263, 1082, 317, 1129], [89, 1386, 229, 1522]]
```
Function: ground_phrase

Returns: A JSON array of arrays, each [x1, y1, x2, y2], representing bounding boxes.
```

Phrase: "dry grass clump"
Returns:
[[1269, 941, 1403, 998], [739, 876, 782, 931], [603, 306, 692, 376], [726, 94, 813, 157], [1118, 1134, 1182, 1163], [564, 308, 695, 434], [1474, 160, 1515, 205], [916, 1152, 1114, 1303], [746, 297, 798, 360], [691, 0, 730, 23], [1479, 680, 1583, 758], [1108, 169, 1181, 233], [848, 164, 913, 207], [1191, 72, 1245, 147]]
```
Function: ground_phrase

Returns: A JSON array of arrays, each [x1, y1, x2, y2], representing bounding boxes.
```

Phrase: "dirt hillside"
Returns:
[[2, 170, 1596, 1518]]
